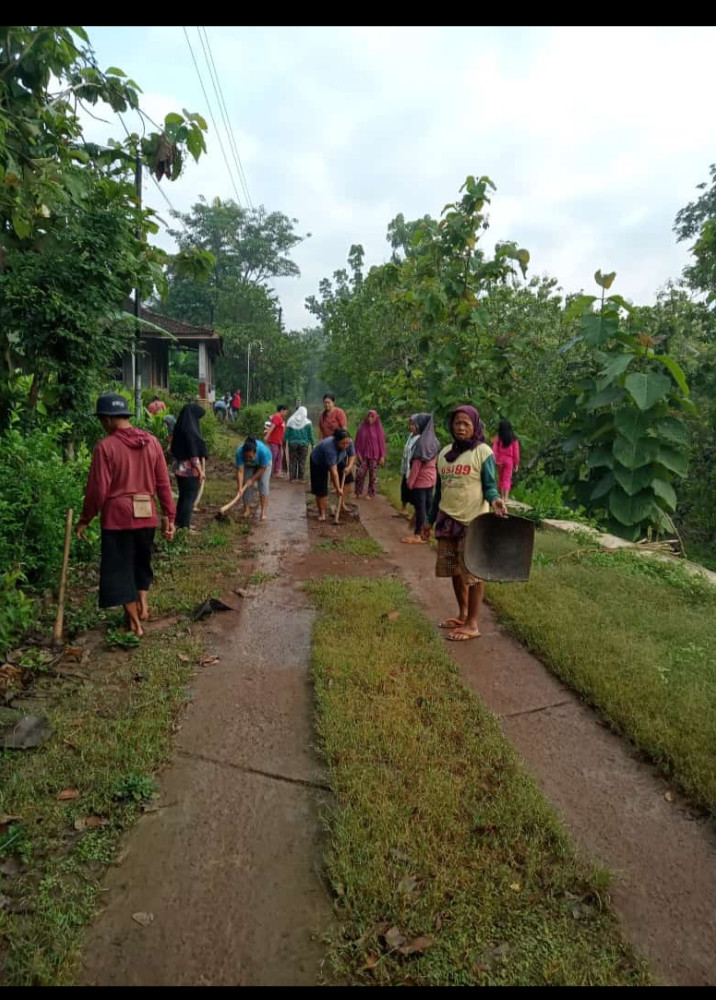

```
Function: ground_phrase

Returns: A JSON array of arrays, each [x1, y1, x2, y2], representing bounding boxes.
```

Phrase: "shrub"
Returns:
[[236, 402, 273, 439]]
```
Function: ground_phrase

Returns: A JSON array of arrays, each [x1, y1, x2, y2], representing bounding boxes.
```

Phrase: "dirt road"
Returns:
[[359, 495, 716, 987], [81, 483, 330, 986]]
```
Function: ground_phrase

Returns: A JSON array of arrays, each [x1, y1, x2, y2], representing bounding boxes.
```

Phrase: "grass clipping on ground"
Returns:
[[309, 576, 648, 986], [487, 531, 716, 815]]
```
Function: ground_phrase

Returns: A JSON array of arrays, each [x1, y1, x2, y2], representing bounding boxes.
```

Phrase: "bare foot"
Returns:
[[401, 535, 425, 544], [318, 515, 326, 522], [260, 514, 267, 522]]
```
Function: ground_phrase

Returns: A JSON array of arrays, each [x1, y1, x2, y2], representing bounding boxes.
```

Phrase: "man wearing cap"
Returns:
[[76, 394, 176, 637]]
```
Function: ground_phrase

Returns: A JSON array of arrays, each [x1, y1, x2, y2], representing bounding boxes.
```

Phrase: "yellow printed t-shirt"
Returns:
[[436, 442, 494, 525]]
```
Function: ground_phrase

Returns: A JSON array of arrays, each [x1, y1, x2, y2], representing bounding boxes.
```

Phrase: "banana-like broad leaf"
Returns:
[[590, 471, 615, 500], [624, 372, 672, 411], [587, 445, 614, 469], [597, 352, 633, 389], [658, 445, 689, 477], [609, 486, 655, 526], [595, 269, 617, 290], [612, 434, 659, 470], [655, 416, 690, 447], [652, 478, 677, 511], [581, 313, 619, 347], [654, 354, 690, 396], [612, 461, 657, 496], [585, 384, 626, 411], [614, 407, 652, 442]]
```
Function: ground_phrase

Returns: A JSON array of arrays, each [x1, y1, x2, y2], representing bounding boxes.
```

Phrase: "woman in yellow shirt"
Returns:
[[423, 405, 506, 640]]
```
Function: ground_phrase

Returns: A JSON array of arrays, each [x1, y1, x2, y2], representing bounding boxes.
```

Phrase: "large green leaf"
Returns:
[[655, 416, 690, 447], [564, 294, 597, 322], [658, 445, 689, 477], [609, 486, 655, 526], [624, 372, 672, 411], [613, 434, 658, 470], [585, 384, 626, 411], [590, 471, 615, 500], [581, 312, 619, 347], [597, 352, 633, 389], [652, 478, 677, 511], [587, 445, 614, 470], [654, 354, 690, 396], [614, 408, 652, 442], [612, 462, 656, 496]]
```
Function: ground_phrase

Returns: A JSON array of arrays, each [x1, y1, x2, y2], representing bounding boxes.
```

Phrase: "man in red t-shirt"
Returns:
[[318, 393, 347, 440], [76, 394, 176, 637], [147, 395, 167, 415], [265, 404, 289, 476]]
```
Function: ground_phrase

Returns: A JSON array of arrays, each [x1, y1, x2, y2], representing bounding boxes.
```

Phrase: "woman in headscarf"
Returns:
[[401, 413, 440, 544], [399, 418, 421, 518], [171, 403, 208, 530], [422, 405, 507, 640], [354, 409, 387, 499], [285, 405, 315, 483]]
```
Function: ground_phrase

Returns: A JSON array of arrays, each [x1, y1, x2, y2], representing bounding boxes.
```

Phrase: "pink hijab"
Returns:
[[355, 410, 386, 461]]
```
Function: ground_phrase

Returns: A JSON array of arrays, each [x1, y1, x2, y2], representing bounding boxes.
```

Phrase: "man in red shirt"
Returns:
[[265, 404, 289, 476], [76, 394, 176, 637], [318, 393, 347, 440]]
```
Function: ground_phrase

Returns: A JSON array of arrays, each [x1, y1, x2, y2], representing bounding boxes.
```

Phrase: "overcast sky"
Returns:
[[86, 25, 716, 329]]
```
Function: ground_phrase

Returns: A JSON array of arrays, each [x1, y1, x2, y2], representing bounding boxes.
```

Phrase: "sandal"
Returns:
[[446, 628, 481, 642], [439, 617, 466, 629], [401, 536, 426, 544]]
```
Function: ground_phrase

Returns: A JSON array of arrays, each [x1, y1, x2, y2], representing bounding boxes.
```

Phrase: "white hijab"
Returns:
[[287, 406, 310, 431]]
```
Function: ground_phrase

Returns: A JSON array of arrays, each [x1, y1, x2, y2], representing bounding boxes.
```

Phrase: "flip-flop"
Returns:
[[446, 629, 481, 642], [401, 536, 426, 544], [439, 617, 466, 629]]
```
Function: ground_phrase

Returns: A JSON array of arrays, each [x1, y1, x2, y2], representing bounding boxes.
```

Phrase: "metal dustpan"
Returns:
[[464, 513, 536, 583]]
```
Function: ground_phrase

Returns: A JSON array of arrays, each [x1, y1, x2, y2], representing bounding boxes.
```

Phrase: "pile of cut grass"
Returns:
[[309, 576, 648, 986], [487, 530, 716, 814]]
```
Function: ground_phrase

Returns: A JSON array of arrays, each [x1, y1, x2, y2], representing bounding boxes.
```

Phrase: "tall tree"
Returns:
[[674, 164, 716, 302]]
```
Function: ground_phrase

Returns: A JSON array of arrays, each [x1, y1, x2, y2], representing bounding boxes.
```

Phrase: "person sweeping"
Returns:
[[422, 405, 506, 641], [310, 428, 356, 522], [76, 393, 175, 638]]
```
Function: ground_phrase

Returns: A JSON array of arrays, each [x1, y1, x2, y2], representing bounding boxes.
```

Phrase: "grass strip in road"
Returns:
[[309, 575, 648, 986], [487, 530, 716, 815]]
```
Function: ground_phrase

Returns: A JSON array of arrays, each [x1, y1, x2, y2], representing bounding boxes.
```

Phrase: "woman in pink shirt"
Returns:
[[402, 413, 440, 545], [492, 419, 520, 501]]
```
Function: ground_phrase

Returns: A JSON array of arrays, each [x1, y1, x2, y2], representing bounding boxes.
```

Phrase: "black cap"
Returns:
[[96, 393, 132, 417]]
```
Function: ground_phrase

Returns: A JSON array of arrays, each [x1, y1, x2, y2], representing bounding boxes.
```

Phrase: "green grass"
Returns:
[[317, 537, 383, 557], [0, 630, 201, 985], [0, 459, 252, 986], [487, 530, 716, 814], [308, 576, 649, 986]]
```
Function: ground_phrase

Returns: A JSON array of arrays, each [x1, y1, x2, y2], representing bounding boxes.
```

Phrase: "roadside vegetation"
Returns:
[[0, 449, 248, 986], [487, 530, 716, 815], [309, 575, 649, 986]]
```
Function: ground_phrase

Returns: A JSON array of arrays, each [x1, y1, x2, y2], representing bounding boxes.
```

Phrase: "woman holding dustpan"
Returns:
[[422, 405, 507, 641]]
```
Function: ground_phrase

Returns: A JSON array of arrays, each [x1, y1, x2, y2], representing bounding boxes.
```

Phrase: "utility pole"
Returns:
[[246, 341, 251, 408], [133, 149, 143, 423]]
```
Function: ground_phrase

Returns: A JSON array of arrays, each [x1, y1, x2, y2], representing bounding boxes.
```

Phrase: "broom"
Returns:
[[52, 509, 73, 647]]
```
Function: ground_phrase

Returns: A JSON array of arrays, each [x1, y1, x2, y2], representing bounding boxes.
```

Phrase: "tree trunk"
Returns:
[[28, 370, 44, 410]]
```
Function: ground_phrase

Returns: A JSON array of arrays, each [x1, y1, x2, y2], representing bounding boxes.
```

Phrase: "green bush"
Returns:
[[168, 373, 198, 399], [236, 402, 273, 439], [512, 470, 592, 524]]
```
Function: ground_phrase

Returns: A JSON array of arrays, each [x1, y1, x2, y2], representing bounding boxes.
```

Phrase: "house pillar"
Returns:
[[198, 341, 208, 399]]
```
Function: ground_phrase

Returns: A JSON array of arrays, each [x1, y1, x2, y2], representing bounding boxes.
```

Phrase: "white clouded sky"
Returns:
[[86, 25, 716, 328]]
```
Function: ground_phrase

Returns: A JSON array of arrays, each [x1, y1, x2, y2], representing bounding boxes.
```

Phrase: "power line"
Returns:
[[182, 25, 244, 206], [197, 25, 253, 209]]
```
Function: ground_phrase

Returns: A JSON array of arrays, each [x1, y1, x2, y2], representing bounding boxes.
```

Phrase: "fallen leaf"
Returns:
[[57, 788, 80, 801], [384, 926, 406, 950], [200, 656, 220, 667], [664, 791, 674, 803], [233, 588, 250, 598], [389, 848, 411, 864], [177, 654, 190, 663], [1, 715, 52, 750], [74, 816, 108, 831], [571, 902, 595, 921], [0, 815, 20, 830], [0, 857, 24, 878], [398, 874, 420, 895], [398, 934, 434, 956], [434, 913, 443, 931], [361, 953, 380, 971], [474, 942, 510, 973], [132, 911, 154, 927], [388, 610, 399, 621], [510, 882, 521, 892]]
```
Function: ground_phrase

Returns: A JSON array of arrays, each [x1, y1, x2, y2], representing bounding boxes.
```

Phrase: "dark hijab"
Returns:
[[444, 405, 485, 462], [410, 412, 440, 462], [171, 403, 209, 462]]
